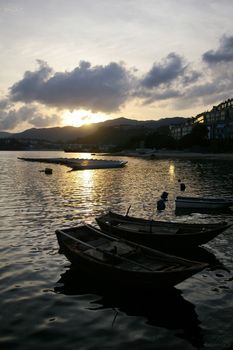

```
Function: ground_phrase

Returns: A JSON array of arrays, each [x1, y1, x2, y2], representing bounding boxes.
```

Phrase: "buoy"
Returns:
[[44, 168, 53, 175], [157, 199, 166, 211], [180, 183, 186, 191]]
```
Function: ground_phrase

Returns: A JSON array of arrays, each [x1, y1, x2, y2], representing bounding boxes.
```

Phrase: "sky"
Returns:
[[1, 0, 233, 132]]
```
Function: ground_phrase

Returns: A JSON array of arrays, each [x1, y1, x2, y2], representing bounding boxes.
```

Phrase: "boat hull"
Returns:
[[175, 196, 233, 209], [96, 212, 231, 252], [56, 226, 207, 289], [98, 211, 228, 230], [96, 219, 230, 252]]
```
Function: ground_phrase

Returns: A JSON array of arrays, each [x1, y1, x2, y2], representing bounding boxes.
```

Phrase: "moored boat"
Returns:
[[55, 224, 208, 288], [97, 210, 228, 230], [95, 211, 232, 252], [69, 159, 127, 170], [18, 157, 127, 170], [175, 196, 233, 210]]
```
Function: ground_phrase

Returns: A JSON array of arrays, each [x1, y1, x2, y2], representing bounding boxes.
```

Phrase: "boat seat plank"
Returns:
[[88, 238, 108, 247], [85, 249, 106, 261], [84, 241, 135, 262], [134, 259, 167, 271]]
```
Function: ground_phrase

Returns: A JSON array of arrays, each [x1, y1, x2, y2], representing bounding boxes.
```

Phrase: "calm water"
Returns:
[[1, 151, 233, 350]]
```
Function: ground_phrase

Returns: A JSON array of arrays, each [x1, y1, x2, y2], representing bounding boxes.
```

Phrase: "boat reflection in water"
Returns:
[[54, 246, 228, 348], [164, 246, 228, 270], [175, 206, 233, 216], [55, 267, 204, 348]]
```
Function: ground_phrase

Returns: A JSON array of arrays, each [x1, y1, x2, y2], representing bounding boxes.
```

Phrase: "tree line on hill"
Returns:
[[63, 123, 233, 153], [1, 121, 233, 152]]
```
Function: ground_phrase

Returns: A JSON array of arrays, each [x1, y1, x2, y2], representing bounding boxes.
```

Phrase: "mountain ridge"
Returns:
[[0, 116, 187, 142]]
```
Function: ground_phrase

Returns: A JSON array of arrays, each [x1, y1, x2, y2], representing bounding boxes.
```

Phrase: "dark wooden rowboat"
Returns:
[[55, 224, 207, 288], [96, 211, 229, 230], [95, 211, 232, 252]]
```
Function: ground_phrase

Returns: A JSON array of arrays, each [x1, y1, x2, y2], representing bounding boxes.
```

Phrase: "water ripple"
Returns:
[[1, 151, 233, 349]]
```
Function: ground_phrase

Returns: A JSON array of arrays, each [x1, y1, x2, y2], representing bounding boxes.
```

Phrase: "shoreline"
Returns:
[[104, 150, 233, 160]]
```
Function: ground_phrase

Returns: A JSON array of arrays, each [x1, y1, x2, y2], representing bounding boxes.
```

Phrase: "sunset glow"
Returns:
[[0, 1, 233, 132], [62, 109, 110, 127]]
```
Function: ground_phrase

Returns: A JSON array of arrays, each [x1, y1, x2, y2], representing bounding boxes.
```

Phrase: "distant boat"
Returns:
[[55, 224, 208, 288], [175, 196, 233, 210], [96, 211, 231, 252], [18, 157, 127, 170], [68, 159, 127, 170]]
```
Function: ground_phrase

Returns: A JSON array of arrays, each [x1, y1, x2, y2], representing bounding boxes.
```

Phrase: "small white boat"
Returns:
[[18, 157, 127, 170], [69, 159, 127, 170], [175, 196, 233, 210]]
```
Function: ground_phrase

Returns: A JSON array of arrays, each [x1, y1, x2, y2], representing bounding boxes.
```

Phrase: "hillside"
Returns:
[[0, 131, 12, 138], [1, 116, 187, 142]]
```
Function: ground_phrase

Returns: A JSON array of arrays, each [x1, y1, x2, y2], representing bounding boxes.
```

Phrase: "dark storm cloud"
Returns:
[[203, 35, 233, 64], [10, 60, 133, 113], [141, 53, 187, 88]]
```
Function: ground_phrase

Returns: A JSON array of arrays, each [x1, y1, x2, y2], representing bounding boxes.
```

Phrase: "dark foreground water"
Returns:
[[1, 151, 233, 350]]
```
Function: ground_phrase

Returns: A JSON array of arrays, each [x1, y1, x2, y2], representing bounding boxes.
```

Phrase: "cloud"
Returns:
[[135, 53, 201, 106], [141, 53, 187, 88], [0, 99, 12, 110], [10, 60, 133, 113], [6, 53, 210, 120], [138, 36, 233, 110], [138, 88, 182, 105], [179, 36, 233, 106], [0, 104, 61, 130], [173, 74, 233, 111], [10, 60, 53, 102], [181, 70, 202, 85], [203, 35, 233, 64], [1, 34, 233, 132]]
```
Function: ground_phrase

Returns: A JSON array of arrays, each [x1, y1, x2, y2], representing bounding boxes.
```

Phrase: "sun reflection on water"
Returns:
[[169, 162, 175, 178]]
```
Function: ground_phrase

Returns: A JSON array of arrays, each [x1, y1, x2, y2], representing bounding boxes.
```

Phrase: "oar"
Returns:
[[125, 205, 131, 216], [58, 229, 154, 272]]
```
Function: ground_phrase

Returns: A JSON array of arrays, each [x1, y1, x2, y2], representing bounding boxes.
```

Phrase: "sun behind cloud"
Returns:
[[62, 109, 110, 127]]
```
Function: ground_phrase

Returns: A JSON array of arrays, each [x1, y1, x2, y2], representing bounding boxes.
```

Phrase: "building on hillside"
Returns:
[[170, 98, 233, 140]]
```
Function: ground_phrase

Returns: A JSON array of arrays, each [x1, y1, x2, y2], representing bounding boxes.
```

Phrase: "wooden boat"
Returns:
[[175, 196, 233, 210], [96, 210, 228, 230], [95, 211, 232, 252], [55, 224, 208, 288]]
